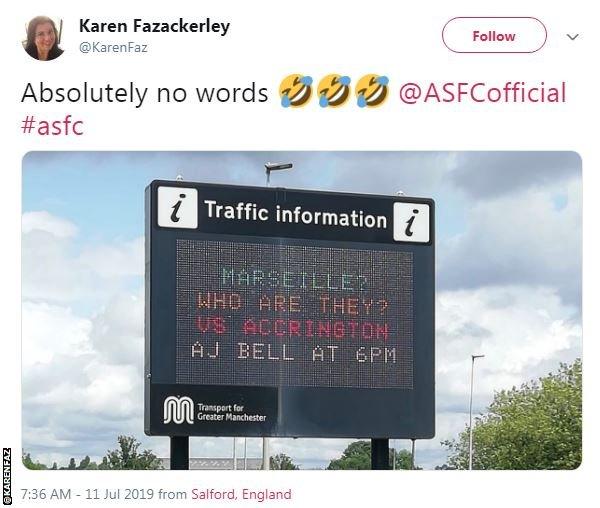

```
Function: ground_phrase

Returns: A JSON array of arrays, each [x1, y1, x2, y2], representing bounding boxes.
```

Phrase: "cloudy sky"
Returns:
[[21, 151, 582, 469]]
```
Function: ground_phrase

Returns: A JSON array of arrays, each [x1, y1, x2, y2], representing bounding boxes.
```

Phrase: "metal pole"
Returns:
[[468, 356, 475, 470], [468, 354, 485, 470], [170, 436, 189, 470], [244, 438, 248, 471], [371, 439, 390, 470], [262, 436, 270, 470], [233, 438, 237, 470], [411, 439, 416, 470]]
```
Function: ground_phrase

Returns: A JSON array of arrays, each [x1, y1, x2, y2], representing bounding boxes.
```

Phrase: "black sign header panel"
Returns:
[[145, 180, 434, 438]]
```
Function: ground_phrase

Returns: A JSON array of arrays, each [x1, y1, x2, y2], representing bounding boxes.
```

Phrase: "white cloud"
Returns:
[[22, 211, 78, 238], [89, 292, 144, 365], [82, 360, 142, 418], [446, 152, 580, 200], [438, 177, 582, 306], [436, 285, 581, 400], [22, 211, 143, 304], [22, 228, 91, 303], [21, 210, 147, 465], [22, 302, 92, 368], [22, 294, 145, 462], [79, 238, 144, 279]]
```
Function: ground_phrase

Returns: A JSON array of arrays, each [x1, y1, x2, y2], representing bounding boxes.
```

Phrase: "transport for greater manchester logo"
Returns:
[[163, 396, 194, 424]]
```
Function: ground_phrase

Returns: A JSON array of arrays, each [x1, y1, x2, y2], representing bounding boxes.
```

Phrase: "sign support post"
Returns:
[[170, 436, 189, 470], [371, 439, 390, 470]]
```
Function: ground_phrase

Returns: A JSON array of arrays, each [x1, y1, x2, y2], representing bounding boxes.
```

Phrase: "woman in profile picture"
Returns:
[[25, 16, 63, 61]]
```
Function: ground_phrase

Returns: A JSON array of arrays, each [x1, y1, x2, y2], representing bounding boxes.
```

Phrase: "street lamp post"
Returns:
[[468, 354, 485, 470], [265, 162, 293, 187], [261, 161, 293, 470], [233, 437, 237, 470]]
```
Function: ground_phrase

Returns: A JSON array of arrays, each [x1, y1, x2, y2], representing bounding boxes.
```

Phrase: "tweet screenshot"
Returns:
[[1, 1, 597, 507]]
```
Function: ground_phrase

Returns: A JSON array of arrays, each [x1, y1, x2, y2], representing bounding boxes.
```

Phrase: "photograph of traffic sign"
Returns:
[[21, 152, 581, 470]]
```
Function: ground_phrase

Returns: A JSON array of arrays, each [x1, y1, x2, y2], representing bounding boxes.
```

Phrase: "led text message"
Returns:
[[175, 240, 414, 389]]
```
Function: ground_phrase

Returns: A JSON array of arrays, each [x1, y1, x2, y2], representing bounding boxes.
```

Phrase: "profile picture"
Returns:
[[23, 16, 64, 61]]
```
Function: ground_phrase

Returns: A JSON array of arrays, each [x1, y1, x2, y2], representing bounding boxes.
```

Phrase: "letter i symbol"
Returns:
[[171, 194, 186, 223], [405, 209, 419, 237]]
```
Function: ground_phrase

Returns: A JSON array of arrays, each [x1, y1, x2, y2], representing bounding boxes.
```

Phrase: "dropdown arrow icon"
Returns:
[[567, 33, 579, 40]]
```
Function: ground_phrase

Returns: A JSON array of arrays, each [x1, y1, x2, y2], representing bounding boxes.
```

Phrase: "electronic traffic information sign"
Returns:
[[145, 181, 434, 438]]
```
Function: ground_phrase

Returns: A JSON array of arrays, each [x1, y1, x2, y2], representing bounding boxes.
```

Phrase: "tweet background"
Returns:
[[2, 1, 598, 507]]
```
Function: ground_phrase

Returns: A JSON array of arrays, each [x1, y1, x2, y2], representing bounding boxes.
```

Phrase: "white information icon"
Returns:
[[393, 202, 431, 243], [157, 187, 198, 229]]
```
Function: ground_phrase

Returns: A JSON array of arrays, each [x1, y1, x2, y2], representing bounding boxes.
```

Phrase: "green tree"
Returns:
[[391, 449, 416, 470], [77, 455, 91, 470], [443, 359, 582, 470], [22, 452, 47, 470], [102, 435, 162, 470], [67, 458, 76, 470], [434, 464, 456, 470], [76, 455, 98, 470], [327, 441, 417, 470], [328, 441, 371, 470], [270, 453, 299, 470]]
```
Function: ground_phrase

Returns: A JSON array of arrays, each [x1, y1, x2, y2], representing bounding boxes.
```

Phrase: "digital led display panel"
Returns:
[[145, 180, 435, 439], [176, 239, 414, 389]]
